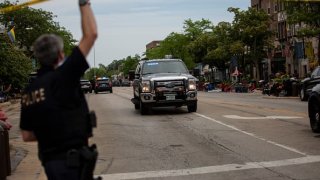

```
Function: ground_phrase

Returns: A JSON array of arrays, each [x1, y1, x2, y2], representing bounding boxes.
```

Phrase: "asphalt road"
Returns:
[[85, 87, 320, 180]]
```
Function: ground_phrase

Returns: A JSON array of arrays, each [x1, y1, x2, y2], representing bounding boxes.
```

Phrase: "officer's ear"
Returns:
[[54, 51, 65, 68], [58, 51, 65, 61], [55, 51, 65, 65]]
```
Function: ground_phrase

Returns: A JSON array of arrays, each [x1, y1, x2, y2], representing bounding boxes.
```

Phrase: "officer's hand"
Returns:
[[79, 0, 90, 6]]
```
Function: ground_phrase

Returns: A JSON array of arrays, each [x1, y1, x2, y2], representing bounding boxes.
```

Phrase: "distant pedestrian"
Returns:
[[19, 0, 99, 179], [119, 78, 122, 86]]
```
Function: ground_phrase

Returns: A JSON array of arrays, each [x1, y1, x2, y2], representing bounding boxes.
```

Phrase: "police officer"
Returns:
[[19, 0, 98, 179]]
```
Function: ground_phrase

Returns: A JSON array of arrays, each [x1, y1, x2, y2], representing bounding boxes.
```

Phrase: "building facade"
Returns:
[[251, 0, 319, 79]]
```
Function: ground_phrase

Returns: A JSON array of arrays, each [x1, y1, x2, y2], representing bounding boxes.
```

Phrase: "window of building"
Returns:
[[277, 22, 287, 40], [279, 1, 284, 11]]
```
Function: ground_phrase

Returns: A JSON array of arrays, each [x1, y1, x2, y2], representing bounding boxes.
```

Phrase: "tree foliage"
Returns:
[[228, 7, 272, 80], [84, 67, 108, 81], [0, 2, 274, 82], [0, 37, 32, 88], [284, 1, 320, 64], [122, 55, 139, 75], [144, 10, 272, 80], [0, 2, 76, 88], [183, 18, 213, 40], [0, 2, 76, 56], [206, 22, 233, 68], [285, 1, 320, 37], [146, 19, 213, 69]]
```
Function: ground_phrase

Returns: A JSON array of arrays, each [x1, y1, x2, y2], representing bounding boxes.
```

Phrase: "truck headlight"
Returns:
[[142, 81, 151, 92], [188, 79, 196, 91]]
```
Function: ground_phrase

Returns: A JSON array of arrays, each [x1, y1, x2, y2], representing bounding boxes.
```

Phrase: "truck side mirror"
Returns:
[[129, 70, 135, 81]]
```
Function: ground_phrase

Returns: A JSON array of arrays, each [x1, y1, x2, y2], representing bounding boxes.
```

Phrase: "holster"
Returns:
[[80, 144, 98, 180], [66, 144, 100, 180]]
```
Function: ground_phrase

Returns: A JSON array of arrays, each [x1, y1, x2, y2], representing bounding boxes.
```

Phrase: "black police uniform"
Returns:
[[20, 47, 92, 180]]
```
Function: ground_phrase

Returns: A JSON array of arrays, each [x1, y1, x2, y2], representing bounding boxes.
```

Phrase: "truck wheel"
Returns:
[[135, 102, 140, 110], [140, 100, 148, 115], [187, 102, 197, 113], [309, 98, 320, 133], [134, 94, 140, 109]]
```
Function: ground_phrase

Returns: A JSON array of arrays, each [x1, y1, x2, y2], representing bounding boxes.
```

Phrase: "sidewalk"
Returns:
[[203, 88, 300, 99], [0, 101, 46, 180]]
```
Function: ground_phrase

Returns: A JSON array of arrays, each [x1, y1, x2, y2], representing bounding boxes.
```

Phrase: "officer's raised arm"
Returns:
[[78, 0, 98, 57]]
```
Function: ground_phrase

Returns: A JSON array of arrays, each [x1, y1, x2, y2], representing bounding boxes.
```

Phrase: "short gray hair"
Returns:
[[33, 34, 64, 67]]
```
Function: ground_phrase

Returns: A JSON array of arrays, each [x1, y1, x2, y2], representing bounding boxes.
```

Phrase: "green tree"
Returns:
[[84, 67, 108, 80], [145, 46, 163, 59], [0, 2, 76, 57], [146, 46, 163, 59], [0, 2, 76, 88], [146, 33, 195, 69], [188, 32, 213, 64], [146, 19, 213, 70], [107, 59, 124, 72], [184, 19, 214, 66], [122, 55, 139, 76], [0, 37, 32, 88], [183, 18, 213, 41], [207, 22, 236, 69], [228, 7, 272, 80]]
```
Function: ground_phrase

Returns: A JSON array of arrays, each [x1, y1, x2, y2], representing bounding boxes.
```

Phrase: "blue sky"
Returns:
[[30, 0, 250, 67]]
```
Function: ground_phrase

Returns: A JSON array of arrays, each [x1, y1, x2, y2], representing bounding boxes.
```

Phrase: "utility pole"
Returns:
[[93, 45, 96, 79]]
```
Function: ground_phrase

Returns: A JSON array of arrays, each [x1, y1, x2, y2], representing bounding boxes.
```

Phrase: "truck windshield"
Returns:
[[142, 61, 189, 75]]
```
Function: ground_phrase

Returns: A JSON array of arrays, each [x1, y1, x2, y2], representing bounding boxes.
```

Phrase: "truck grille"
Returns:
[[154, 80, 186, 101]]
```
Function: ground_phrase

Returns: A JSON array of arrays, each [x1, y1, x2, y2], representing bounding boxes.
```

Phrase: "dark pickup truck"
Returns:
[[130, 59, 198, 115]]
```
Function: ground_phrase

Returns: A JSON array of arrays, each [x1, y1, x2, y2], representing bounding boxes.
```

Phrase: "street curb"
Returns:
[[10, 146, 27, 172], [262, 96, 300, 99], [0, 100, 20, 112], [0, 102, 11, 109], [202, 90, 301, 99]]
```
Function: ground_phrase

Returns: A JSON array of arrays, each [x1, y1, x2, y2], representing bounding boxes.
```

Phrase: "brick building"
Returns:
[[146, 41, 162, 50], [251, 0, 319, 78]]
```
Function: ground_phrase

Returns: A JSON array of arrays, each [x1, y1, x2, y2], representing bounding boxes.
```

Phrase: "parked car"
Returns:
[[300, 66, 320, 101], [95, 77, 113, 94], [308, 84, 320, 133], [121, 79, 131, 87], [80, 79, 92, 93], [112, 80, 121, 87]]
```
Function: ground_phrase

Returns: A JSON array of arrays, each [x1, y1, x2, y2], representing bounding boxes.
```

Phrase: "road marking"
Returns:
[[98, 155, 320, 180], [195, 113, 307, 156], [224, 115, 302, 120]]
